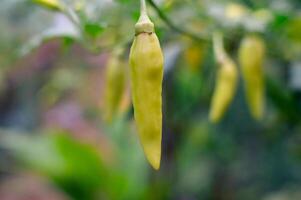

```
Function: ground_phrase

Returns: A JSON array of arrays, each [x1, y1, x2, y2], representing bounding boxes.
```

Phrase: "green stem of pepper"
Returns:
[[136, 0, 154, 34], [140, 0, 147, 15], [213, 31, 226, 64]]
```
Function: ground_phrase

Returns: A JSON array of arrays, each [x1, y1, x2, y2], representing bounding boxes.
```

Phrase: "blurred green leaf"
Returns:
[[2, 132, 106, 200], [266, 76, 301, 122], [19, 14, 79, 56], [84, 23, 104, 39]]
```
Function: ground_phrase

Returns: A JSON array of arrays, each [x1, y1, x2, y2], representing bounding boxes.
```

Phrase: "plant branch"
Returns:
[[146, 0, 208, 42]]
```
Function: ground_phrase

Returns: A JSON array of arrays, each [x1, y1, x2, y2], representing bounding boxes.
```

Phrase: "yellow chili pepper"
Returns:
[[209, 32, 238, 123], [129, 0, 164, 170], [238, 35, 265, 120], [33, 0, 63, 11], [103, 49, 126, 123], [184, 42, 206, 72]]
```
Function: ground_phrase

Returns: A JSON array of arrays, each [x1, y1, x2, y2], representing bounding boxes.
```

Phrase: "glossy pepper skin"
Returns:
[[209, 33, 238, 123], [103, 51, 125, 123], [239, 35, 265, 120], [129, 7, 164, 170]]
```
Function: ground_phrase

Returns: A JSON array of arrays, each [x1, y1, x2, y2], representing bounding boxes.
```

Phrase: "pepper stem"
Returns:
[[135, 0, 154, 35], [213, 31, 227, 63], [140, 0, 147, 16]]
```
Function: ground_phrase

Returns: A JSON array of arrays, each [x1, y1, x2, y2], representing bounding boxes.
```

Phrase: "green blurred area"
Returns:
[[0, 0, 301, 199]]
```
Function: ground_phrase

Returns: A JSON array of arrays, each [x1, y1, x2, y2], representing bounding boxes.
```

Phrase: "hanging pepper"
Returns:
[[129, 0, 164, 170], [33, 0, 63, 11], [103, 49, 126, 123], [209, 32, 238, 123], [238, 35, 265, 120], [184, 42, 206, 72]]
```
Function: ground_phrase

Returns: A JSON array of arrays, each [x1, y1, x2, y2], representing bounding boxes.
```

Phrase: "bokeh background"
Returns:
[[0, 0, 301, 199]]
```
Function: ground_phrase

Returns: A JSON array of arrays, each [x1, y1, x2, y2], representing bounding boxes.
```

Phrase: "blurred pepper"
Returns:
[[184, 42, 206, 72], [33, 0, 63, 11], [103, 49, 126, 123], [239, 35, 265, 120], [209, 32, 238, 123], [129, 0, 164, 170]]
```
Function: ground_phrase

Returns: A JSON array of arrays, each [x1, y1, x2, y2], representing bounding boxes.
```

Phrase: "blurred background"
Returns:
[[0, 0, 301, 199]]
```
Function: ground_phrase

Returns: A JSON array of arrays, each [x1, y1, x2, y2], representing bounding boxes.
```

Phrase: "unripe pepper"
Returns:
[[209, 32, 238, 123], [129, 0, 163, 170], [238, 35, 265, 120], [103, 49, 126, 123]]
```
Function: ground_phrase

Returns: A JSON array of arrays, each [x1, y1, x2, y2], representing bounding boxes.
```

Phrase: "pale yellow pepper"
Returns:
[[239, 35, 265, 120], [129, 1, 163, 170], [209, 33, 238, 123], [103, 50, 126, 123]]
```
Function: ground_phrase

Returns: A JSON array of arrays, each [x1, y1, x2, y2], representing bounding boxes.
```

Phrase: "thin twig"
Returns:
[[146, 0, 209, 42]]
